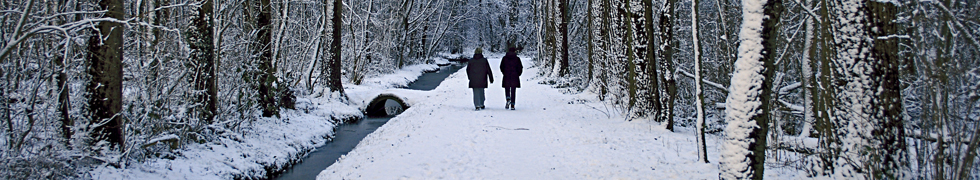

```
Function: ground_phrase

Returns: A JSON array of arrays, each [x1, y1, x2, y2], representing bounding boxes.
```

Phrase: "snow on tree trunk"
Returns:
[[799, 0, 815, 138], [658, 0, 677, 131], [692, 0, 708, 164], [830, 0, 876, 178], [257, 0, 278, 117], [719, 0, 773, 177], [328, 0, 345, 96], [87, 0, 126, 150], [188, 0, 217, 124]]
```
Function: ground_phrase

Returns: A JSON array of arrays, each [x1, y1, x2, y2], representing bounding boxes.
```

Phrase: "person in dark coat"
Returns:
[[499, 47, 523, 110], [466, 48, 493, 110]]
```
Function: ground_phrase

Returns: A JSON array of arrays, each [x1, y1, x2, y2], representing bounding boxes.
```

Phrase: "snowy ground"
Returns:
[[88, 60, 445, 179], [317, 54, 806, 179]]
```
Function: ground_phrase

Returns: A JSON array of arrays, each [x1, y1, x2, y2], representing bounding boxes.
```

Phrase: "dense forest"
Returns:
[[0, 0, 977, 179]]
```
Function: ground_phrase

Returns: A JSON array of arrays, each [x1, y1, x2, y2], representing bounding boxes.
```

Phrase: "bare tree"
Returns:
[[257, 0, 278, 117], [188, 0, 218, 123], [87, 0, 126, 150], [327, 0, 346, 96]]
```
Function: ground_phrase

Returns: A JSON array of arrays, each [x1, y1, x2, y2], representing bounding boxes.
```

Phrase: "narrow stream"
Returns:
[[273, 63, 464, 180]]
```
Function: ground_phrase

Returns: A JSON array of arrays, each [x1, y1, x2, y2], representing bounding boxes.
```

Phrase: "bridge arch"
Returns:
[[365, 94, 410, 117]]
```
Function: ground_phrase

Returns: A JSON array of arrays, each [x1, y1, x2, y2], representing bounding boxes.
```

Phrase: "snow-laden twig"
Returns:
[[676, 68, 728, 93], [936, 3, 980, 52], [876, 34, 910, 40], [778, 82, 801, 96], [791, 0, 823, 24], [777, 99, 804, 115]]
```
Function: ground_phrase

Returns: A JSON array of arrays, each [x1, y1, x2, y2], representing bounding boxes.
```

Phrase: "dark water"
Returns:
[[406, 64, 466, 90], [273, 64, 464, 180]]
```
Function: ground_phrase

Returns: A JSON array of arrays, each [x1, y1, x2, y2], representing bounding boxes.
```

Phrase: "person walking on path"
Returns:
[[466, 48, 493, 110], [500, 47, 523, 110]]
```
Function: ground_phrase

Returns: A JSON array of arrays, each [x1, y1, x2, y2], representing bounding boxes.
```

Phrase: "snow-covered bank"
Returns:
[[88, 58, 457, 179], [317, 54, 807, 179]]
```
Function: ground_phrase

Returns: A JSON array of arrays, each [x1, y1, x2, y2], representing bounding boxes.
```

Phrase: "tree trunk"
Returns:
[[799, 0, 815, 138], [756, 0, 782, 177], [643, 0, 661, 122], [599, 0, 611, 100], [87, 0, 126, 150], [258, 0, 278, 117], [586, 0, 594, 85], [328, 0, 345, 95], [658, 0, 677, 131], [189, 0, 217, 123], [868, 2, 907, 179], [558, 0, 569, 77], [815, 0, 837, 174], [625, 0, 637, 114], [830, 0, 875, 177], [692, 0, 708, 163], [719, 0, 777, 177]]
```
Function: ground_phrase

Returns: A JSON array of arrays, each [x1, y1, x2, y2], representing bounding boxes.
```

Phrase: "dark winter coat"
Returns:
[[467, 54, 494, 88], [499, 52, 523, 88]]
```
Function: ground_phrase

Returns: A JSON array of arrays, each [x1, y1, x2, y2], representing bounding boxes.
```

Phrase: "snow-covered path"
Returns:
[[316, 54, 805, 179]]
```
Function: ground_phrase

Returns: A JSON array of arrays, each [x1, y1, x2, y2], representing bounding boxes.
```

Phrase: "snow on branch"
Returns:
[[677, 68, 728, 93], [937, 3, 980, 52], [778, 82, 801, 96]]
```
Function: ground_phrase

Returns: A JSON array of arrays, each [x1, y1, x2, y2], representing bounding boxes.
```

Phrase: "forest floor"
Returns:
[[316, 54, 807, 179]]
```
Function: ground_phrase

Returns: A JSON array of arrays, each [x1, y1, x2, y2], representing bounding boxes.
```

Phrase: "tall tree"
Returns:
[[643, 0, 661, 123], [327, 0, 345, 95], [87, 0, 126, 149], [558, 0, 569, 77], [188, 0, 218, 123], [625, 0, 638, 114], [798, 0, 816, 139], [657, 0, 677, 131], [58, 0, 77, 145], [815, 0, 838, 174], [868, 1, 907, 179], [830, 0, 881, 177], [586, 0, 594, 86], [719, 0, 779, 177], [257, 0, 278, 117], [692, 0, 708, 163]]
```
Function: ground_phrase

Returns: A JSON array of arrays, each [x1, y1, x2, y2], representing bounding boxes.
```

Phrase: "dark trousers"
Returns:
[[504, 87, 517, 105]]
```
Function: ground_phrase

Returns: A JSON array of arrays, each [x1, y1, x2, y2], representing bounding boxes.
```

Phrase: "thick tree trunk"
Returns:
[[719, 0, 778, 178], [756, 0, 782, 177], [599, 0, 611, 100], [625, 0, 637, 114], [643, 0, 661, 122], [868, 2, 907, 179], [328, 0, 345, 95], [87, 0, 126, 150], [815, 0, 837, 174], [189, 0, 217, 123], [658, 0, 677, 131], [558, 0, 569, 77], [831, 0, 877, 177], [258, 0, 278, 117]]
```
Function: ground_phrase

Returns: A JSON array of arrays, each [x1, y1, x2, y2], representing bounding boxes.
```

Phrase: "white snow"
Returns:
[[719, 0, 767, 178], [88, 60, 447, 179], [316, 54, 805, 179], [88, 52, 810, 179]]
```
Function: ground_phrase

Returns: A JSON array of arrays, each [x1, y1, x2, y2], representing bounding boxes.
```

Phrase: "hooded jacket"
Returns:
[[499, 52, 522, 88], [466, 53, 493, 88]]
